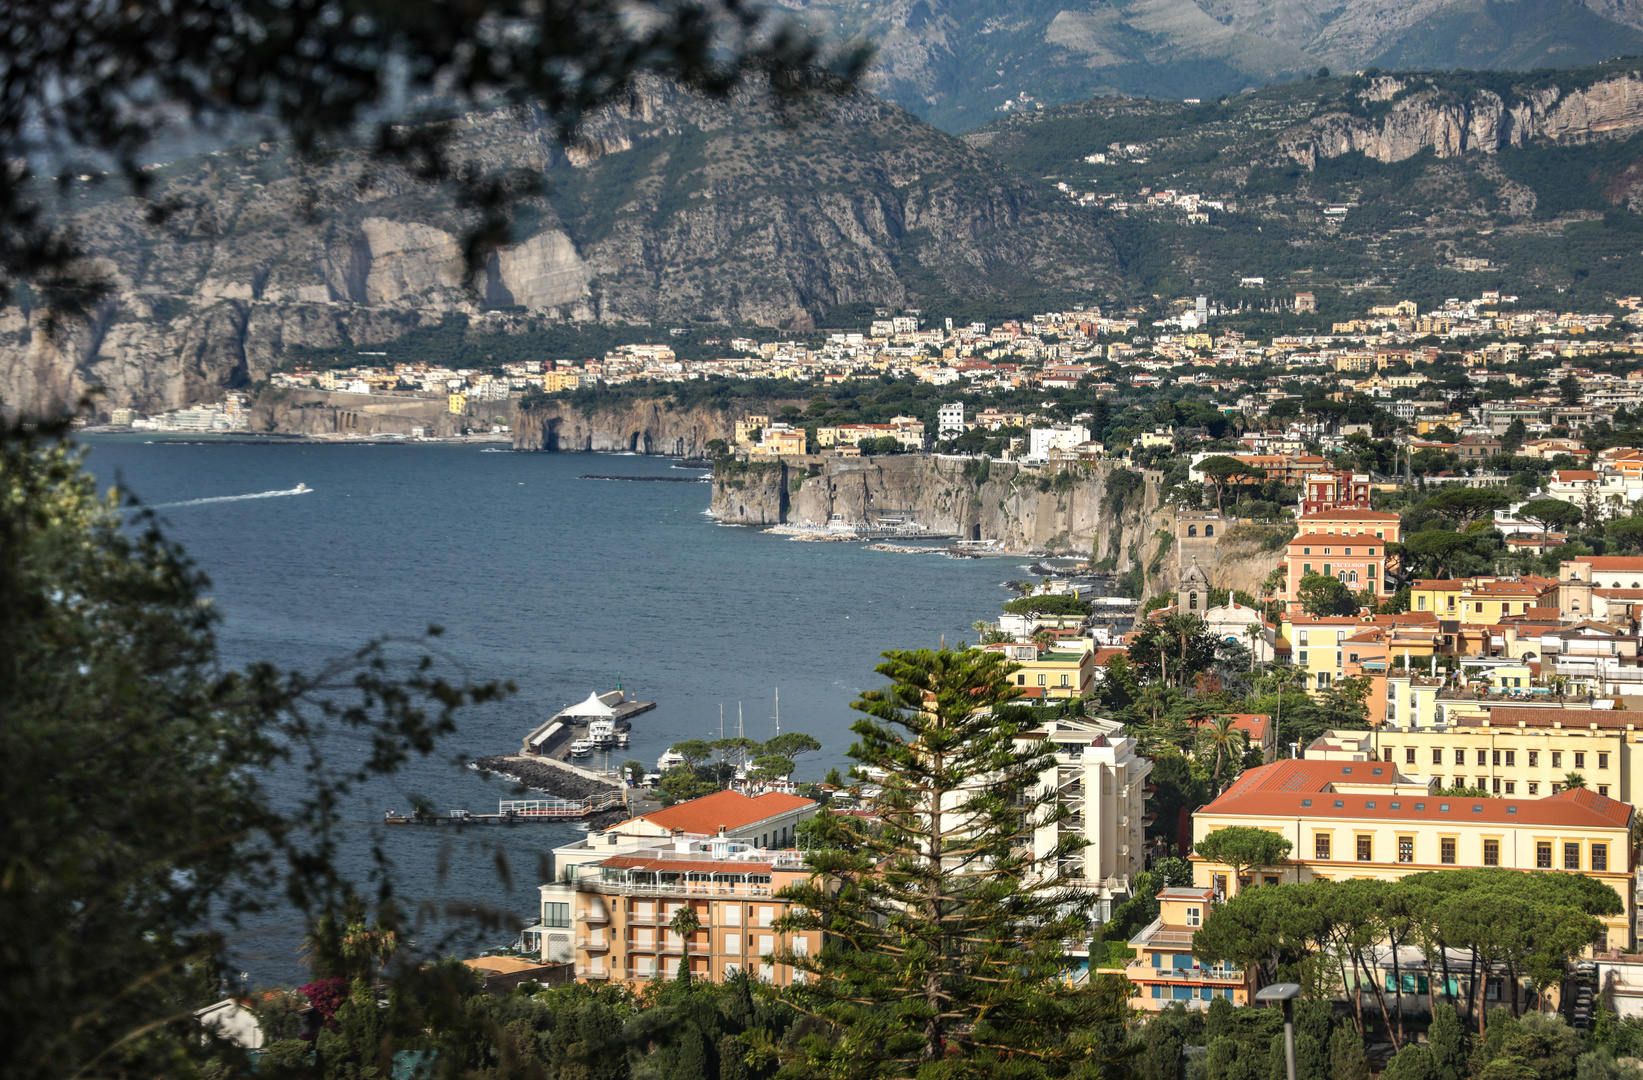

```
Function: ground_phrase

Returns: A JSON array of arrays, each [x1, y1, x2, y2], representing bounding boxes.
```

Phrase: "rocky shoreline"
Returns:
[[473, 755, 622, 800]]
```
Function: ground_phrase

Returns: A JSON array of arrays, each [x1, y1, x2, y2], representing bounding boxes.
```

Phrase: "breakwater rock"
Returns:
[[473, 755, 621, 801]]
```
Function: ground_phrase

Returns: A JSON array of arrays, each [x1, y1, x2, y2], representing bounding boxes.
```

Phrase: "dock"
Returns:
[[385, 790, 628, 826], [520, 690, 657, 757]]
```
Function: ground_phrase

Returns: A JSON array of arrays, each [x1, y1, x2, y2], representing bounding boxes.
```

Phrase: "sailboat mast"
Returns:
[[719, 704, 724, 741], [773, 687, 780, 737], [738, 703, 743, 740]]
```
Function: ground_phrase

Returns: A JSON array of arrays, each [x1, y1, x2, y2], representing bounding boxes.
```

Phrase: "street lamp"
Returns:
[[1255, 982, 1303, 1080]]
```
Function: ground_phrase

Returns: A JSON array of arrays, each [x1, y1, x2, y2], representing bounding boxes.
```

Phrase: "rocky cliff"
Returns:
[[1279, 71, 1643, 167], [709, 454, 1171, 561], [512, 398, 806, 456], [0, 77, 1122, 419]]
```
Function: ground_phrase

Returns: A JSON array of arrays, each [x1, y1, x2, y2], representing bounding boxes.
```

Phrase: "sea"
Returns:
[[82, 436, 1023, 986]]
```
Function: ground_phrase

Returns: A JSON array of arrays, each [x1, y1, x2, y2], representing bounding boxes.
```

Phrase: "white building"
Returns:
[[938, 402, 966, 438], [1027, 423, 1091, 462], [1028, 717, 1153, 920]]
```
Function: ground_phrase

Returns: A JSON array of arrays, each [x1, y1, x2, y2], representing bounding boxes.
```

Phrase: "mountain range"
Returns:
[[783, 0, 1643, 130], [11, 56, 1643, 416]]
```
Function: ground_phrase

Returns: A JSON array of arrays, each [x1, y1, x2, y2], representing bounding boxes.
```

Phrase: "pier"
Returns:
[[521, 690, 657, 757], [384, 790, 628, 826]]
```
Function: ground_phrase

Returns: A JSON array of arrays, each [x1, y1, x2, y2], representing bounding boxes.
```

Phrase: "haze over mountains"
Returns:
[[785, 0, 1643, 130]]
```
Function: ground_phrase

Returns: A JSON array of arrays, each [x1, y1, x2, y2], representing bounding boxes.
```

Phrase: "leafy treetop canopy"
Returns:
[[1001, 594, 1093, 617]]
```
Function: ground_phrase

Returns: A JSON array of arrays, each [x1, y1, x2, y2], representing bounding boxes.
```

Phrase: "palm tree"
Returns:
[[1158, 612, 1205, 688], [1244, 623, 1265, 672], [669, 905, 701, 984], [1199, 715, 1247, 793], [340, 920, 399, 990], [1564, 772, 1588, 790]]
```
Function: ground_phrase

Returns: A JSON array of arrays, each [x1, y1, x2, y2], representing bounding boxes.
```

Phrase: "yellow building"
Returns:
[[1280, 614, 1371, 691], [1411, 579, 1464, 617], [1415, 414, 1465, 435], [734, 415, 770, 445], [983, 641, 1096, 699], [1192, 758, 1635, 949], [1308, 706, 1643, 801], [447, 392, 467, 414], [1458, 578, 1555, 625], [543, 369, 583, 392]]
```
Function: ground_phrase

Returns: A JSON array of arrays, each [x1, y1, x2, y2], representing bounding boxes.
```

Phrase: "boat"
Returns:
[[294, 482, 309, 492], [587, 719, 616, 749], [569, 739, 594, 758], [615, 730, 630, 747], [656, 749, 686, 772]]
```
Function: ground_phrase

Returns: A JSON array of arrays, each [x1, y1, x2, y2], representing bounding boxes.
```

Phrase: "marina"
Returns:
[[520, 690, 656, 759]]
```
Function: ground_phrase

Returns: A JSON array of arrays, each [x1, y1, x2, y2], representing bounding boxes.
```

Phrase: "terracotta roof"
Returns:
[[1413, 580, 1465, 590], [1555, 470, 1601, 482], [1587, 557, 1643, 572], [624, 790, 814, 835], [1466, 581, 1548, 597], [1298, 509, 1402, 521], [1092, 647, 1128, 667], [1374, 611, 1440, 626], [1462, 708, 1643, 730], [1210, 759, 1401, 802], [1201, 786, 1631, 830], [601, 855, 776, 874], [1594, 589, 1643, 599]]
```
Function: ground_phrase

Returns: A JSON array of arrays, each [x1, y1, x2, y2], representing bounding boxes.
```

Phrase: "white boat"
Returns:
[[294, 482, 309, 492], [656, 749, 686, 772], [587, 719, 616, 748], [569, 739, 594, 758], [615, 730, 630, 747]]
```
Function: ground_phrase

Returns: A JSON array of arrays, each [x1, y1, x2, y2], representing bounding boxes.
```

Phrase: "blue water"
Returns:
[[82, 437, 1020, 985]]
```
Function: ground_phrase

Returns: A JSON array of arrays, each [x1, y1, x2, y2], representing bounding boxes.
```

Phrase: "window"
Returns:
[[1537, 842, 1552, 868], [1552, 751, 1562, 769], [1345, 547, 1353, 555], [544, 902, 570, 928], [1356, 836, 1372, 861], [1337, 650, 1343, 668], [1599, 785, 1610, 797], [1593, 844, 1609, 872], [1455, 749, 1466, 766], [1060, 674, 1069, 687], [1565, 843, 1581, 870], [1369, 548, 1376, 555], [1304, 547, 1311, 555], [1492, 778, 1501, 794], [1299, 630, 1309, 646], [1432, 748, 1443, 765], [1483, 840, 1500, 866], [1186, 907, 1202, 926], [1599, 753, 1609, 770], [1528, 750, 1538, 768], [1441, 838, 1456, 864], [1552, 782, 1563, 794], [1418, 596, 1428, 611], [1504, 750, 1515, 767], [1384, 748, 1393, 763], [1037, 674, 1046, 686], [1528, 782, 1538, 795], [1504, 781, 1515, 795], [1304, 563, 1313, 575], [1315, 835, 1331, 859], [1406, 748, 1416, 765], [725, 932, 741, 952], [1398, 836, 1414, 863], [1018, 674, 1026, 685], [1298, 650, 1309, 666], [1575, 752, 1585, 769]]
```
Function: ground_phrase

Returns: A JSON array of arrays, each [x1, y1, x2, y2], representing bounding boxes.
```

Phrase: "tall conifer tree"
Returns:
[[773, 647, 1131, 1079]]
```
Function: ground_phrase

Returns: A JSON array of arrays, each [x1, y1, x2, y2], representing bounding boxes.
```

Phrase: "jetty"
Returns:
[[521, 690, 656, 757], [384, 789, 627, 826]]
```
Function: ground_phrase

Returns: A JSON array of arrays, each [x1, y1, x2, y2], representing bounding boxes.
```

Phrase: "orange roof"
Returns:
[[1202, 785, 1630, 830], [1093, 646, 1128, 667], [1594, 589, 1643, 599], [1462, 708, 1643, 730], [1211, 759, 1402, 799], [1412, 579, 1465, 590], [1373, 611, 1440, 626], [1298, 509, 1402, 522], [1466, 581, 1547, 597], [625, 790, 814, 835], [1587, 557, 1643, 572], [1556, 470, 1601, 482]]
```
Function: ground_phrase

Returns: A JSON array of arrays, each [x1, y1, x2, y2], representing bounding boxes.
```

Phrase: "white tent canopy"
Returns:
[[561, 691, 617, 719]]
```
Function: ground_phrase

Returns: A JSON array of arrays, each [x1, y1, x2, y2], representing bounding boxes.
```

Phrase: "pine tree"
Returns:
[[774, 647, 1129, 1079], [1330, 1024, 1370, 1080], [1429, 1003, 1468, 1080]]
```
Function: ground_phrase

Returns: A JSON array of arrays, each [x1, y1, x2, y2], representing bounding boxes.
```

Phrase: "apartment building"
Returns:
[[1281, 509, 1402, 602], [1028, 718, 1154, 919], [535, 838, 822, 985], [1561, 556, 1643, 624], [984, 639, 1098, 699], [1308, 707, 1643, 801], [1191, 758, 1635, 949], [1122, 887, 1253, 1011]]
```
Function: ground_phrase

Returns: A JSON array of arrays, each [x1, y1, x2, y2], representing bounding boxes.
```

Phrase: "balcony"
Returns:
[[581, 879, 777, 898], [1128, 962, 1244, 983], [575, 966, 610, 980], [579, 906, 609, 924], [577, 936, 610, 951]]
